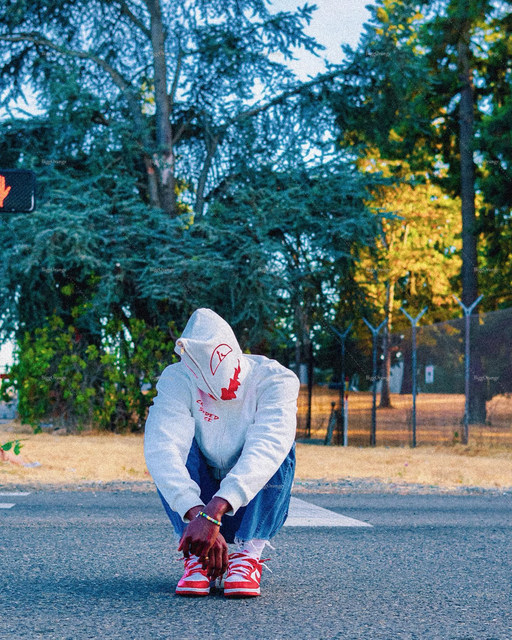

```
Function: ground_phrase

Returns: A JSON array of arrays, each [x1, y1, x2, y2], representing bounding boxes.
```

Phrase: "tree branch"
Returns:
[[225, 69, 345, 128], [194, 134, 220, 217], [118, 0, 151, 39], [2, 33, 131, 93], [171, 111, 195, 146], [1, 31, 153, 143], [1, 32, 161, 206]]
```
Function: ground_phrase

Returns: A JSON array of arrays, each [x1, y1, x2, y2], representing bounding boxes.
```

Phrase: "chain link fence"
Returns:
[[297, 306, 512, 446]]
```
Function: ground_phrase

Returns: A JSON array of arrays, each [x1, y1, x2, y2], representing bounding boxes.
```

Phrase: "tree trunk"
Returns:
[[146, 0, 178, 216], [144, 157, 160, 208], [457, 11, 486, 423], [458, 33, 478, 307], [194, 135, 219, 217]]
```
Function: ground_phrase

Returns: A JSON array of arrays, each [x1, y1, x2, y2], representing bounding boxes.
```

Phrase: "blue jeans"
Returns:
[[156, 440, 295, 543]]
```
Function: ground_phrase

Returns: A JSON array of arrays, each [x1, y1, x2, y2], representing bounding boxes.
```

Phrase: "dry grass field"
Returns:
[[294, 443, 512, 490], [297, 388, 512, 447], [1, 422, 511, 490]]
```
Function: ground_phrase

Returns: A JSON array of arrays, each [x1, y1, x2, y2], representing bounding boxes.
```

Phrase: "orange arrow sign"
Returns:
[[0, 175, 11, 207]]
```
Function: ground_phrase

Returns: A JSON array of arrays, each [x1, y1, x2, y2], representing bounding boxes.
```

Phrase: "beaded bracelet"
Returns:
[[196, 511, 222, 527]]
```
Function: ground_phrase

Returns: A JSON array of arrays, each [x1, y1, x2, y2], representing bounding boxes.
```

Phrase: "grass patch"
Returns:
[[1, 425, 511, 490], [295, 442, 512, 489]]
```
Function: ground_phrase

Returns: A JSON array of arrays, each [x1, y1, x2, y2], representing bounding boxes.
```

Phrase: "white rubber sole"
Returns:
[[224, 587, 260, 597], [175, 586, 210, 596]]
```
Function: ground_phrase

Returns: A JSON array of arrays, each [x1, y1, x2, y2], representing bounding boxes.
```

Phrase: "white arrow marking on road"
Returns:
[[284, 497, 372, 528], [0, 503, 16, 509]]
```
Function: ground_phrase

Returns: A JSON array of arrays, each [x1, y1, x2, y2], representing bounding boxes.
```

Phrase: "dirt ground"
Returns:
[[1, 423, 511, 490]]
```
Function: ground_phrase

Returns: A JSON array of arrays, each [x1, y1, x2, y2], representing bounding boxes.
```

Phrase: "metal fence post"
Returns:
[[306, 339, 314, 439], [329, 323, 352, 446], [343, 377, 349, 447], [363, 318, 386, 446], [453, 294, 484, 445], [400, 307, 428, 448]]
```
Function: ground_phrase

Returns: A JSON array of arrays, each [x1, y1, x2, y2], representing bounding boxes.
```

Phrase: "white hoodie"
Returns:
[[143, 308, 300, 521]]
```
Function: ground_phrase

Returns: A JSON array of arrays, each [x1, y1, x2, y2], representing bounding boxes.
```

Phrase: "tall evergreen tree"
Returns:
[[0, 0, 336, 217], [327, 0, 511, 424]]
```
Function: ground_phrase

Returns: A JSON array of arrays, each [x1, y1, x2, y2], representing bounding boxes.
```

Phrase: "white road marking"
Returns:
[[285, 497, 372, 528], [0, 492, 31, 510], [0, 492, 32, 497]]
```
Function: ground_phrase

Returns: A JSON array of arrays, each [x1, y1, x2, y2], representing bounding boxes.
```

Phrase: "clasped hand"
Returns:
[[178, 500, 231, 580]]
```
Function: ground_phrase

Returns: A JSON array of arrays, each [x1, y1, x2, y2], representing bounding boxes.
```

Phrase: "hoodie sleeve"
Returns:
[[144, 365, 204, 522], [213, 363, 300, 515]]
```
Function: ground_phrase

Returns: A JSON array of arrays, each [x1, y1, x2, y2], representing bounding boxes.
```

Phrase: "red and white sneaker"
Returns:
[[175, 556, 210, 596], [224, 552, 266, 598]]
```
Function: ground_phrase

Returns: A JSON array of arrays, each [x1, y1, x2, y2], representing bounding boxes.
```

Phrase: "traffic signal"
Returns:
[[0, 169, 36, 213]]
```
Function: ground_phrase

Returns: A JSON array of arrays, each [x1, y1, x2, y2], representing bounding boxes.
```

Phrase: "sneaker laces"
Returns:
[[228, 552, 273, 575], [176, 556, 207, 576]]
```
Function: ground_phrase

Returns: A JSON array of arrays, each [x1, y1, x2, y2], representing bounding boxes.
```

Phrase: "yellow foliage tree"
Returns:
[[355, 176, 462, 406]]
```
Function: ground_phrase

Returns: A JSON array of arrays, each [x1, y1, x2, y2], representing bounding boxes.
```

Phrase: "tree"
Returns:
[[0, 151, 386, 430], [327, 0, 512, 423], [138, 160, 387, 356], [0, 0, 337, 217], [329, 0, 490, 302], [0, 0, 394, 433], [0, 0, 352, 342], [353, 170, 462, 406], [477, 8, 512, 309]]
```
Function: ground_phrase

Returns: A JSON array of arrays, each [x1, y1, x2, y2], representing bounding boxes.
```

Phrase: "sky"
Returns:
[[271, 0, 373, 77], [0, 0, 373, 370]]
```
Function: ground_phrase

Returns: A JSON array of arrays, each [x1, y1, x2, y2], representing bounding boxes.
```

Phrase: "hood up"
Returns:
[[175, 308, 247, 401]]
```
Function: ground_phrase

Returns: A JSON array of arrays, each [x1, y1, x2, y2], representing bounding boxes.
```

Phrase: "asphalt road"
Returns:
[[1, 489, 511, 640]]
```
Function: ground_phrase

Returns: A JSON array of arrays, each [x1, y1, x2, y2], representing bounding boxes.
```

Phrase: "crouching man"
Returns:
[[144, 308, 300, 597]]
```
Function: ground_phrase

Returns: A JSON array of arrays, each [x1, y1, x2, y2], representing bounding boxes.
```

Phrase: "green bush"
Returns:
[[0, 314, 177, 432]]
